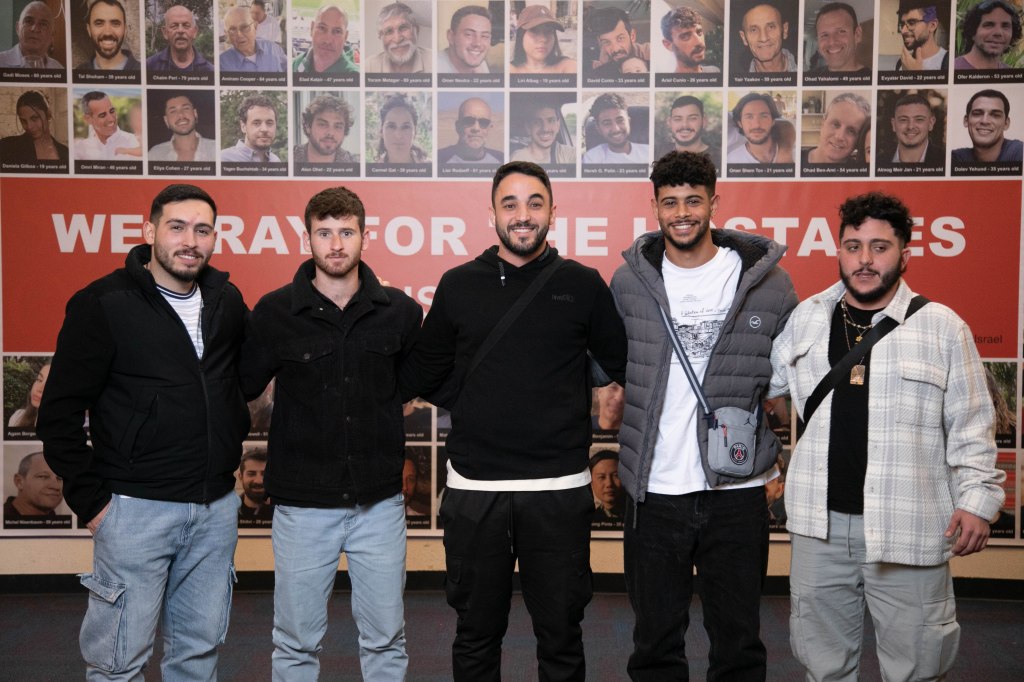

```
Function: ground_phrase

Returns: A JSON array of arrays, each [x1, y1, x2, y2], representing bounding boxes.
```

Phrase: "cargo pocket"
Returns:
[[79, 573, 128, 672], [915, 594, 960, 679], [444, 557, 467, 612]]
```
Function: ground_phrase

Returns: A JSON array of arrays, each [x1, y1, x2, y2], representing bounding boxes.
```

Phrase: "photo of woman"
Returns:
[[376, 93, 429, 163], [0, 90, 69, 166], [509, 5, 577, 74]]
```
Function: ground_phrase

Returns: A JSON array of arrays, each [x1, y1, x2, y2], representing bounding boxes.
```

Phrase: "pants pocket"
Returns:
[[444, 556, 467, 611], [915, 595, 960, 679], [567, 549, 594, 615], [79, 573, 128, 672]]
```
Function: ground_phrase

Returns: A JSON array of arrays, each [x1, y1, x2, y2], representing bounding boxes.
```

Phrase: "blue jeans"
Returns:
[[624, 487, 769, 681], [271, 493, 408, 681], [79, 491, 239, 681]]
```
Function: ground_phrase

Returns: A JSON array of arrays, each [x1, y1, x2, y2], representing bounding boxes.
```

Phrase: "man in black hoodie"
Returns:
[[38, 184, 249, 680], [401, 161, 627, 681]]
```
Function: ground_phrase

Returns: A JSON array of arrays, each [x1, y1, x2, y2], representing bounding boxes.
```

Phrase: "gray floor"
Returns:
[[1, 592, 1021, 680]]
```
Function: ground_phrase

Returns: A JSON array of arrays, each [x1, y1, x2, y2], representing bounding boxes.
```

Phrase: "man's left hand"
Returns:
[[900, 47, 923, 70], [945, 509, 991, 557]]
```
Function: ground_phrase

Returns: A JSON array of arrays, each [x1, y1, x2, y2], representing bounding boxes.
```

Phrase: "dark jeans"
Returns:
[[624, 487, 769, 682], [440, 486, 594, 682]]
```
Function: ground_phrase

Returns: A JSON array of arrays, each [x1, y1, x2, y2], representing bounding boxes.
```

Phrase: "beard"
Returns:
[[661, 215, 710, 252], [497, 219, 549, 258], [840, 261, 904, 305], [153, 243, 207, 284], [313, 250, 358, 278]]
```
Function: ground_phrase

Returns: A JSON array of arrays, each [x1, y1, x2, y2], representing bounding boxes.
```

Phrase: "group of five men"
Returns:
[[39, 149, 1003, 681]]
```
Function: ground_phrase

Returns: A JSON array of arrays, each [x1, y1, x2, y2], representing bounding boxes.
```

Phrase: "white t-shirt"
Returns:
[[157, 283, 204, 358], [649, 246, 773, 494]]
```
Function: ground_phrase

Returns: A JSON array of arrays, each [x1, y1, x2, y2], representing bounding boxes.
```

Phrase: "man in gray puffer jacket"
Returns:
[[610, 151, 797, 681]]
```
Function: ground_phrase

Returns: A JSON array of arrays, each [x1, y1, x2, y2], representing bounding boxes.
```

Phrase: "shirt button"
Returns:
[[303, 353, 311, 360]]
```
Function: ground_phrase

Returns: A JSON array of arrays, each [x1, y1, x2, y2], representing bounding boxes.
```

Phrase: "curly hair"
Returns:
[[962, 0, 1022, 54], [838, 192, 913, 246], [650, 150, 717, 194]]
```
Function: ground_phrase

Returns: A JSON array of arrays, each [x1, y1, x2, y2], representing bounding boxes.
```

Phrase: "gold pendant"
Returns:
[[855, 334, 863, 343], [850, 364, 866, 385]]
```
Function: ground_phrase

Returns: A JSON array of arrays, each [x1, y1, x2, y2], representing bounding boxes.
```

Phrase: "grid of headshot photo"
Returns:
[[0, 1, 1020, 181], [1, 0, 1023, 544]]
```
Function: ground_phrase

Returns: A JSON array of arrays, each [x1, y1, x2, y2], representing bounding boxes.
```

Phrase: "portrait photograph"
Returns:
[[292, 89, 361, 176], [802, 0, 874, 85], [877, 0, 951, 83], [3, 444, 73, 530], [0, 0, 67, 81], [989, 452, 1016, 538], [217, 0, 287, 84], [589, 445, 625, 532], [0, 87, 69, 173], [290, 0, 360, 87], [437, 1, 505, 87], [364, 0, 433, 87], [236, 442, 273, 531], [145, 0, 215, 84], [437, 90, 505, 177], [799, 89, 871, 176], [953, 0, 1024, 80], [3, 355, 52, 440], [984, 361, 1018, 449], [71, 85, 144, 173], [651, 0, 723, 87], [146, 88, 217, 174], [725, 89, 797, 177], [582, 0, 650, 87], [70, 0, 142, 83], [365, 90, 433, 177], [875, 87, 947, 176], [508, 90, 577, 177], [728, 0, 799, 87], [404, 445, 432, 529], [219, 88, 288, 174], [949, 85, 1023, 175], [510, 1, 579, 87], [580, 91, 651, 178], [653, 90, 723, 174]]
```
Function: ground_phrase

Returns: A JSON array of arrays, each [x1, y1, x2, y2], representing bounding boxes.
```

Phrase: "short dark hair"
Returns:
[[304, 186, 366, 232], [892, 93, 933, 115], [86, 0, 125, 23], [588, 449, 619, 470], [650, 150, 717, 195], [661, 6, 702, 41], [302, 94, 353, 136], [251, 0, 267, 9], [671, 95, 704, 115], [900, 5, 938, 23], [965, 88, 1010, 117], [815, 2, 858, 31], [80, 90, 108, 117], [150, 184, 217, 224], [732, 92, 780, 129], [239, 447, 267, 474], [491, 161, 552, 206], [377, 94, 419, 157], [589, 93, 628, 120], [590, 6, 631, 36], [838, 192, 913, 246], [237, 94, 277, 124], [450, 5, 491, 33], [962, 0, 1022, 54]]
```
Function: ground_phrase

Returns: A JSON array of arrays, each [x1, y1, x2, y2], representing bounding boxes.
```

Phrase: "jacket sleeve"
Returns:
[[944, 322, 1005, 521], [588, 272, 628, 386], [238, 305, 279, 402], [36, 290, 115, 522], [767, 269, 799, 399], [398, 277, 456, 402]]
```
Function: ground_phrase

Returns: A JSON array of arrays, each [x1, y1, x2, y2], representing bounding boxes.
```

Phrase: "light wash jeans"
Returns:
[[790, 511, 960, 682], [79, 491, 240, 681], [271, 493, 408, 681]]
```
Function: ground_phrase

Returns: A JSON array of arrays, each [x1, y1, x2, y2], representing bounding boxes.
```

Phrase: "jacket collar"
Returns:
[[289, 259, 390, 315], [818, 278, 915, 324], [630, 227, 785, 278]]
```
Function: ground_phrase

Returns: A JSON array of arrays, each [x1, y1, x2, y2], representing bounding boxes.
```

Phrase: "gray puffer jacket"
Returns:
[[610, 229, 798, 499]]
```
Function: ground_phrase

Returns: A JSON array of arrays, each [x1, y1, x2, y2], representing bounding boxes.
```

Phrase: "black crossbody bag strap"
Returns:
[[464, 254, 564, 380], [800, 295, 929, 428]]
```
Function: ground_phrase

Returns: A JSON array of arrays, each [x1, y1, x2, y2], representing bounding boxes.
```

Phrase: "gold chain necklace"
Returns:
[[840, 299, 871, 385]]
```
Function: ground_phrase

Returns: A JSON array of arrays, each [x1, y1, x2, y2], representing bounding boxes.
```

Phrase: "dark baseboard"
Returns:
[[3, 573, 1022, 600]]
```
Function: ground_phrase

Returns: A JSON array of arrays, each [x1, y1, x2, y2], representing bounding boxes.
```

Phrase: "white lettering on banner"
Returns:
[[110, 215, 144, 253], [51, 213, 970, 257], [575, 217, 609, 257], [53, 213, 107, 252], [402, 285, 437, 306]]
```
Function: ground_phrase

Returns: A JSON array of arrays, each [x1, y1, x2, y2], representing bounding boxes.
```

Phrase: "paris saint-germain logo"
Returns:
[[730, 442, 749, 465]]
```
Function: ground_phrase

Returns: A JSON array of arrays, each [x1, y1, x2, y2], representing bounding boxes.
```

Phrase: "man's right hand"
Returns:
[[86, 501, 111, 535]]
